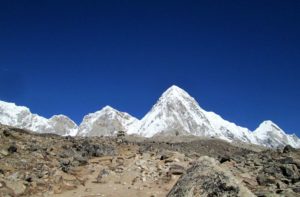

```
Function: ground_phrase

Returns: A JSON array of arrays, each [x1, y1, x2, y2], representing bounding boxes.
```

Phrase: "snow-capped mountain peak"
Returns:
[[0, 100, 78, 136], [158, 85, 199, 106], [102, 105, 116, 111], [48, 115, 78, 136], [253, 120, 286, 137], [161, 85, 190, 97], [253, 120, 300, 148], [131, 85, 214, 137], [130, 85, 257, 143], [77, 105, 138, 137]]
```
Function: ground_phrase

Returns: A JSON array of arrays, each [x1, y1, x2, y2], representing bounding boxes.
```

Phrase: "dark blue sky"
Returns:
[[0, 1, 299, 134]]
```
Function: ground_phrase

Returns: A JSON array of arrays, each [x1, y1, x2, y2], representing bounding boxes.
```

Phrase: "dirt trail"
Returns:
[[54, 150, 183, 197]]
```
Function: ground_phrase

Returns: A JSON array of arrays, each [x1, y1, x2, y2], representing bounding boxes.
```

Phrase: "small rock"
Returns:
[[280, 164, 299, 179], [256, 174, 276, 186], [5, 180, 26, 195], [293, 187, 300, 193], [95, 169, 110, 183], [7, 145, 17, 153], [278, 157, 294, 164], [60, 159, 71, 173], [283, 145, 296, 153], [160, 155, 169, 160], [276, 180, 287, 190], [114, 166, 124, 173], [0, 149, 9, 156], [3, 129, 10, 137], [74, 155, 88, 166], [219, 155, 231, 163], [169, 164, 185, 175]]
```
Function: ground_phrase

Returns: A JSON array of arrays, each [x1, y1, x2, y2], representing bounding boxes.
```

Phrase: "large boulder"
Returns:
[[167, 156, 255, 197]]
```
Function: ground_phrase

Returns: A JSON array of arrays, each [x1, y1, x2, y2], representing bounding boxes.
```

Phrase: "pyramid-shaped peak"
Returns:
[[261, 120, 276, 125], [101, 105, 117, 111], [254, 120, 285, 136], [165, 85, 187, 93], [259, 120, 281, 130], [161, 85, 191, 98]]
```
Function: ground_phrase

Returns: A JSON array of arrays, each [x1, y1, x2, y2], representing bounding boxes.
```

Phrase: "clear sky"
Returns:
[[0, 1, 299, 134]]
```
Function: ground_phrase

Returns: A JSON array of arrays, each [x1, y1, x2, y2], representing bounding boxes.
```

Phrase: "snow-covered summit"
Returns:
[[77, 105, 138, 136], [253, 120, 300, 148], [49, 115, 78, 136], [253, 120, 285, 138], [0, 100, 78, 136], [129, 85, 257, 143], [130, 85, 213, 137]]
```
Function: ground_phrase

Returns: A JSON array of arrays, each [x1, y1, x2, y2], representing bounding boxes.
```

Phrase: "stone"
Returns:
[[169, 164, 185, 175], [2, 129, 9, 136], [94, 169, 110, 183], [74, 155, 88, 166], [280, 164, 300, 179], [59, 159, 71, 173], [283, 145, 296, 153], [256, 174, 276, 186], [0, 181, 15, 197], [7, 145, 17, 153], [263, 165, 281, 176], [117, 130, 126, 138], [167, 156, 255, 197], [219, 155, 231, 163], [293, 187, 300, 193], [5, 180, 26, 195], [0, 149, 9, 156]]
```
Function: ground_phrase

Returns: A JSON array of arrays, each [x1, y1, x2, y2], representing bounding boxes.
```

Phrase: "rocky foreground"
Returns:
[[0, 125, 300, 197]]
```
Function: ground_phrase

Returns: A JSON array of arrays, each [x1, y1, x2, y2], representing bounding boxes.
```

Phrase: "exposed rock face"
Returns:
[[167, 156, 255, 197], [77, 106, 138, 136]]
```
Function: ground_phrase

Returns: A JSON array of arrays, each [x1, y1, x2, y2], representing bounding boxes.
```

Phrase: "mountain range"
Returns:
[[0, 85, 299, 148]]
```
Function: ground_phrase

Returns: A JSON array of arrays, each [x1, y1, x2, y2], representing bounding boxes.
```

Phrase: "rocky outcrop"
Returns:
[[167, 156, 255, 197]]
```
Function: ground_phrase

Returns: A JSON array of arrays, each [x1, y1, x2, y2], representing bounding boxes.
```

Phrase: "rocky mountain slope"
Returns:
[[0, 85, 299, 148], [0, 125, 300, 197]]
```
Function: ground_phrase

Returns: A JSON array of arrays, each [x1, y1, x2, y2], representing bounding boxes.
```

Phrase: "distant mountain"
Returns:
[[0, 101, 78, 136], [128, 86, 257, 145], [77, 106, 138, 137], [0, 85, 299, 148], [253, 120, 300, 148]]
